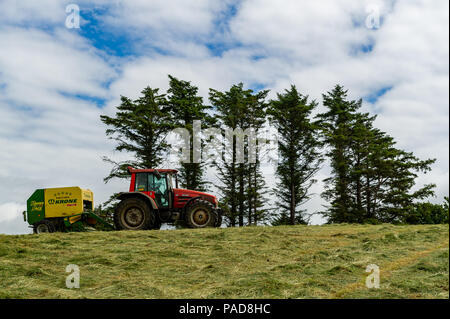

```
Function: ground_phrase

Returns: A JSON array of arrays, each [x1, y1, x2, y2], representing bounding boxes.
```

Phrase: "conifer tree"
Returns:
[[317, 85, 361, 222], [167, 75, 214, 191], [100, 86, 173, 182], [317, 85, 436, 223], [209, 83, 268, 226], [268, 85, 323, 225], [246, 93, 270, 225]]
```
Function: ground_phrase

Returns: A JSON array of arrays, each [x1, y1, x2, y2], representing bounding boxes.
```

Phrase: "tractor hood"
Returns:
[[173, 188, 218, 207]]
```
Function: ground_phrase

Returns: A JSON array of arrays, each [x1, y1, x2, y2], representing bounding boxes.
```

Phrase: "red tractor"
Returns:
[[113, 167, 222, 230]]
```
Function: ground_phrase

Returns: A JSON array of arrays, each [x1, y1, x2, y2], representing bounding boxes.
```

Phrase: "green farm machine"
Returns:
[[24, 186, 114, 233]]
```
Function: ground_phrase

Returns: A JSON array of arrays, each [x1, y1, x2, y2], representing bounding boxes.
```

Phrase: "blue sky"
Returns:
[[0, 0, 448, 234]]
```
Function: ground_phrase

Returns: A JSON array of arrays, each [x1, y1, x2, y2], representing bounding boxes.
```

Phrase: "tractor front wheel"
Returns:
[[185, 200, 217, 228], [114, 198, 154, 230], [33, 219, 56, 234]]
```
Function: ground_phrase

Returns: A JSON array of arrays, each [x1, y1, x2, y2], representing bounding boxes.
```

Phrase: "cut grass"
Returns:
[[0, 224, 448, 299]]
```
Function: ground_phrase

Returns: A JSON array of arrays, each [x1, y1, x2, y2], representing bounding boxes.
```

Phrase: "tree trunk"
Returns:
[[238, 163, 245, 227], [366, 175, 371, 218], [290, 182, 296, 225]]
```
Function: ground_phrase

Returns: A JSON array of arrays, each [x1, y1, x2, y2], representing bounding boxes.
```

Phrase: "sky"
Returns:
[[0, 0, 448, 234]]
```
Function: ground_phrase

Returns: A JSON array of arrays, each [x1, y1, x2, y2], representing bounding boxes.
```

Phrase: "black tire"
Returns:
[[33, 219, 56, 234], [114, 197, 155, 230], [184, 200, 217, 228]]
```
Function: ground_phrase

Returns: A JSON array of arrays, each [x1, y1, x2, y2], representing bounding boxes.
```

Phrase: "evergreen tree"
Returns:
[[167, 75, 214, 191], [347, 112, 379, 221], [209, 83, 268, 226], [317, 85, 361, 222], [363, 130, 436, 222], [405, 197, 449, 224], [268, 85, 323, 225], [100, 86, 173, 182], [247, 161, 270, 225], [318, 85, 436, 223], [246, 93, 270, 225]]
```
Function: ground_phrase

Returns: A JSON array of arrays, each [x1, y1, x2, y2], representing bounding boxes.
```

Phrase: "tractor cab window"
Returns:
[[167, 173, 173, 189], [135, 173, 148, 192], [148, 173, 169, 207]]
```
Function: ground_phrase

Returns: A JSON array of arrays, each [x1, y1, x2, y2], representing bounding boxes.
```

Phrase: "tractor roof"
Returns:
[[127, 166, 178, 174]]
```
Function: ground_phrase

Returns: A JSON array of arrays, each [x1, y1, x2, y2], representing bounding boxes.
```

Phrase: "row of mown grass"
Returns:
[[0, 224, 448, 298]]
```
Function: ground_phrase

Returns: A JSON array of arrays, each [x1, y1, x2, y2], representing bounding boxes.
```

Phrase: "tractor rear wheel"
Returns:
[[33, 219, 56, 234], [185, 200, 217, 228], [114, 198, 154, 230]]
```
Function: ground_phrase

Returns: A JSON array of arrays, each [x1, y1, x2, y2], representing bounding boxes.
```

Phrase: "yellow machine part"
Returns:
[[44, 187, 94, 218], [68, 215, 82, 224]]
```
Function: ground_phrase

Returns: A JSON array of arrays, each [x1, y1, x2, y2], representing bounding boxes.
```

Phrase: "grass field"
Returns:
[[0, 224, 448, 299]]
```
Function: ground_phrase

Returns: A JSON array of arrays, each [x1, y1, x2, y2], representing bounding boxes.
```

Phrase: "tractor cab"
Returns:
[[127, 166, 218, 210], [128, 167, 178, 208]]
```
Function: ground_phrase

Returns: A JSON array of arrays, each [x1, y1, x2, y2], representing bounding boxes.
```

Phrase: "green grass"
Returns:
[[0, 224, 448, 299]]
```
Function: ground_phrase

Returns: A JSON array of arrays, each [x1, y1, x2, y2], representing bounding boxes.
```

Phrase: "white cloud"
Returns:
[[0, 202, 24, 223], [80, 0, 238, 56], [0, 203, 30, 235], [0, 0, 66, 26], [0, 28, 115, 99]]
